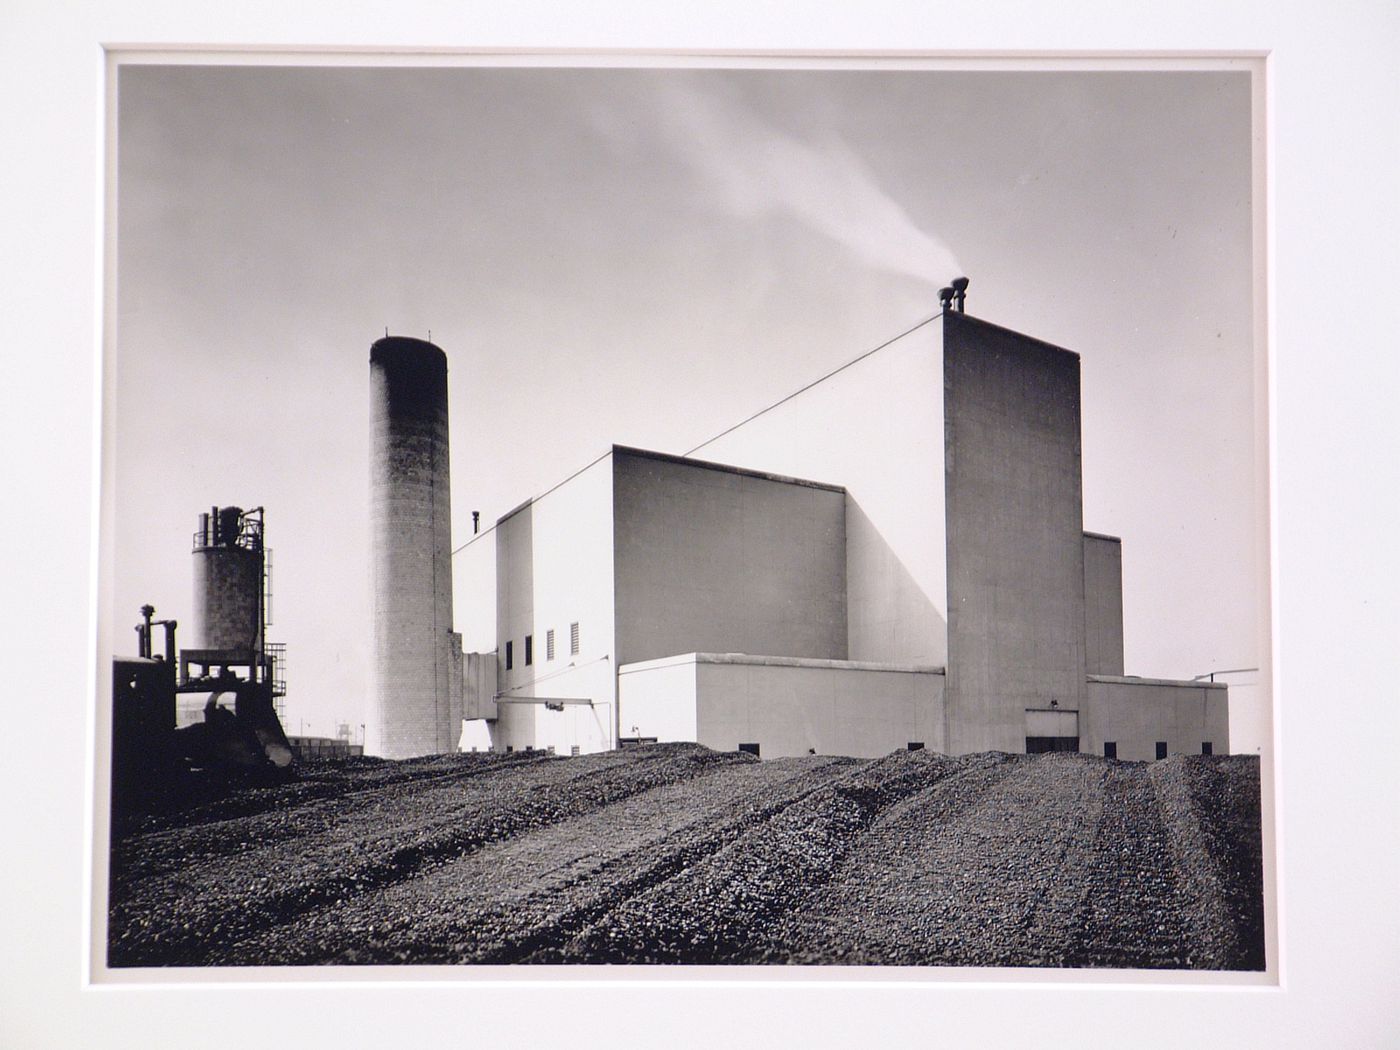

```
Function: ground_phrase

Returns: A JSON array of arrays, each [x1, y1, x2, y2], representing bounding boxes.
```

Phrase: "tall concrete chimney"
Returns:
[[368, 336, 459, 757]]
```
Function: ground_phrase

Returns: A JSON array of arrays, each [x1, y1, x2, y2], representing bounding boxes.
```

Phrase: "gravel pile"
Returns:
[[561, 749, 977, 963], [776, 752, 1102, 965], [1149, 755, 1265, 970], [112, 752, 529, 839], [219, 754, 856, 965], [1063, 763, 1192, 968], [107, 745, 1265, 970], [110, 744, 745, 966]]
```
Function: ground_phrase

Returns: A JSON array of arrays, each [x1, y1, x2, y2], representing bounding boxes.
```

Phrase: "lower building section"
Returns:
[[466, 651, 1228, 762], [1081, 675, 1229, 762], [619, 653, 946, 759]]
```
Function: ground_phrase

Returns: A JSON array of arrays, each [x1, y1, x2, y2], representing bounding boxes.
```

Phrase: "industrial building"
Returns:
[[367, 291, 1228, 763], [111, 506, 295, 816]]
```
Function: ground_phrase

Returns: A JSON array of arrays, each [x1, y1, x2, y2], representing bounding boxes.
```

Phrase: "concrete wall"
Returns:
[[493, 455, 615, 754], [1026, 708, 1080, 738], [943, 312, 1087, 754], [696, 324, 947, 665], [1083, 533, 1125, 676], [612, 448, 847, 666], [1083, 676, 1229, 761], [846, 496, 947, 666], [619, 652, 945, 759], [463, 649, 496, 721], [454, 527, 496, 656], [368, 337, 458, 758], [617, 654, 699, 742]]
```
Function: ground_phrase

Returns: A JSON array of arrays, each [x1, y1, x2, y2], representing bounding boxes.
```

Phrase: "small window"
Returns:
[[907, 741, 925, 751], [1155, 741, 1168, 760], [546, 629, 555, 661], [1104, 741, 1117, 759], [570, 744, 580, 756], [570, 621, 580, 655], [1202, 741, 1213, 756], [738, 742, 760, 757], [524, 634, 533, 666], [505, 640, 513, 671], [506, 745, 514, 754]]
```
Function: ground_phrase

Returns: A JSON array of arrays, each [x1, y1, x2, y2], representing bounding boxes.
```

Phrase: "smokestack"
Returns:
[[368, 336, 458, 758], [951, 276, 970, 314]]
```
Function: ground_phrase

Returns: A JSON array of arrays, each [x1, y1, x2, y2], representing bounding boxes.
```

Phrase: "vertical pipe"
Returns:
[[139, 605, 155, 659]]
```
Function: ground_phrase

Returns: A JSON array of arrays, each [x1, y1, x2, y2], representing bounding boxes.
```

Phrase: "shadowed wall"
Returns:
[[943, 312, 1087, 753]]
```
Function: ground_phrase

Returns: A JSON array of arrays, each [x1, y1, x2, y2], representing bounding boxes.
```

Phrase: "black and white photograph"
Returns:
[[6, 1, 1400, 1048], [99, 55, 1273, 975]]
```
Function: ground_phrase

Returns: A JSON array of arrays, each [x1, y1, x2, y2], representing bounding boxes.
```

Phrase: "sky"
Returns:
[[111, 62, 1262, 749]]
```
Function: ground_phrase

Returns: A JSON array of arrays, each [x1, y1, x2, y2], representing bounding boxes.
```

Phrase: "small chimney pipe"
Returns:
[[951, 276, 970, 313], [139, 604, 155, 659], [472, 510, 480, 535], [162, 619, 178, 669]]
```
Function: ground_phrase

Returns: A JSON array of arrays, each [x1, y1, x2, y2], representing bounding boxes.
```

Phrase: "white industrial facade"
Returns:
[[451, 310, 1229, 762]]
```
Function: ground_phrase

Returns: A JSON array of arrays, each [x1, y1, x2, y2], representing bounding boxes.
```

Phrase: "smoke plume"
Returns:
[[648, 78, 960, 286]]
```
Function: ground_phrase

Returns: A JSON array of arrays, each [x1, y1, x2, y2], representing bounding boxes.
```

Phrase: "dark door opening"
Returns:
[[1026, 736, 1079, 754], [738, 742, 760, 757], [1103, 741, 1118, 759], [1155, 741, 1168, 760]]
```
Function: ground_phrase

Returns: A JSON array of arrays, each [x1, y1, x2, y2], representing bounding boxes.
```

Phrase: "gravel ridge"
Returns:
[[107, 745, 1265, 970]]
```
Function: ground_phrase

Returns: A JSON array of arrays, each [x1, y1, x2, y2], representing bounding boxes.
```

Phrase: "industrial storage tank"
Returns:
[[368, 336, 461, 758], [191, 506, 263, 653]]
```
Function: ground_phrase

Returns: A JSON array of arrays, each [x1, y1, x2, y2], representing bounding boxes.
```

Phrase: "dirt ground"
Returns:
[[107, 743, 1264, 969]]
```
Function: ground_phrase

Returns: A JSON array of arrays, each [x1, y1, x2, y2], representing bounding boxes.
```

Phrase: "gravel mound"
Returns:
[[107, 745, 1265, 970]]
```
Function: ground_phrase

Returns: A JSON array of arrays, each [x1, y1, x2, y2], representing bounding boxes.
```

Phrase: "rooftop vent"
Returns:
[[939, 276, 970, 313]]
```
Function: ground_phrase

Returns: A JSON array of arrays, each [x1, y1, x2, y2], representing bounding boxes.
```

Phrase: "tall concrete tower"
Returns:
[[368, 336, 461, 758]]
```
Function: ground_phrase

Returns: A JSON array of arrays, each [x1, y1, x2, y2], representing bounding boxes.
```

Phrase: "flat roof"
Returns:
[[1089, 673, 1227, 691], [619, 652, 945, 675], [612, 445, 845, 494], [492, 444, 844, 529], [945, 310, 1081, 360], [1082, 530, 1123, 543]]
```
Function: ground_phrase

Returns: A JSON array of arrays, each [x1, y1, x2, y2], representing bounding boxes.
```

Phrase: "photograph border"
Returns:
[[5, 1, 1397, 1047]]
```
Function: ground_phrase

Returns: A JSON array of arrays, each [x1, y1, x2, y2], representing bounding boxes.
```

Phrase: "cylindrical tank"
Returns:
[[368, 336, 457, 758], [191, 512, 263, 652]]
